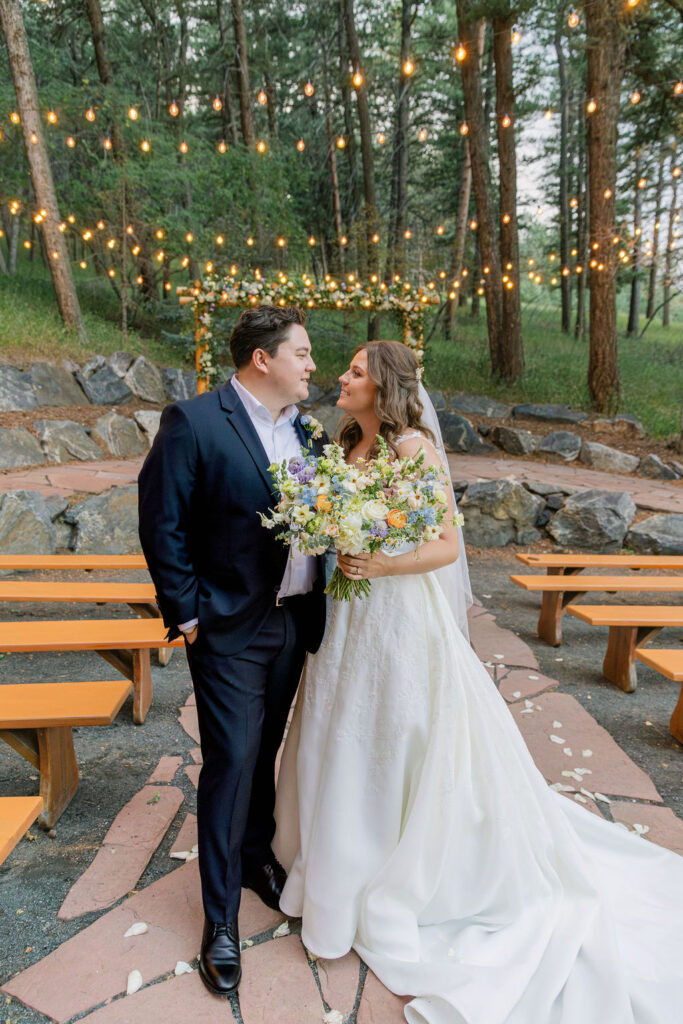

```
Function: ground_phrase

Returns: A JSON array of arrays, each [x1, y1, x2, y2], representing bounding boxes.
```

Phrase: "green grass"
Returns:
[[1, 265, 681, 439]]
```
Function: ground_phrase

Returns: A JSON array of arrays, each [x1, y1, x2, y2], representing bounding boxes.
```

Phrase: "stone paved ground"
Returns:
[[1, 551, 681, 1023]]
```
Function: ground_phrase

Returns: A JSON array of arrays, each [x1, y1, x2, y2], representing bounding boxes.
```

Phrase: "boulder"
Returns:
[[638, 453, 679, 481], [490, 425, 540, 456], [579, 441, 640, 475], [0, 491, 55, 554], [625, 514, 683, 555], [45, 495, 69, 521], [0, 366, 38, 411], [315, 403, 346, 440], [437, 411, 496, 454], [65, 486, 140, 554], [461, 479, 544, 547], [537, 431, 582, 462], [124, 355, 166, 404], [61, 359, 80, 375], [30, 362, 89, 407], [592, 415, 645, 440], [162, 367, 198, 402], [109, 351, 135, 378], [134, 410, 162, 445], [512, 403, 588, 425], [449, 392, 511, 418], [299, 382, 325, 408], [427, 390, 447, 412], [523, 479, 579, 498], [547, 489, 636, 551], [76, 365, 133, 405], [94, 411, 148, 458], [546, 493, 565, 511], [81, 355, 107, 377], [34, 420, 103, 463], [0, 427, 47, 470]]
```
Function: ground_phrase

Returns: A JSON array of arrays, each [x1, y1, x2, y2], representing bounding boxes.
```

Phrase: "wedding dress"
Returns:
[[274, 544, 683, 1023]]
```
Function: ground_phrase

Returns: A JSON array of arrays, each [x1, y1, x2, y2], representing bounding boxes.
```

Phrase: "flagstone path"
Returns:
[[2, 599, 682, 1024]]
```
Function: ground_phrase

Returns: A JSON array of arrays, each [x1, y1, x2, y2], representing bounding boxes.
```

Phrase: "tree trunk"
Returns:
[[322, 40, 343, 275], [456, 1, 504, 377], [0, 0, 86, 338], [662, 152, 678, 328], [554, 13, 571, 334], [584, 0, 626, 412], [574, 103, 588, 341], [493, 10, 523, 381], [386, 0, 412, 282], [445, 139, 472, 338], [231, 0, 254, 147], [646, 151, 665, 320], [626, 153, 642, 337]]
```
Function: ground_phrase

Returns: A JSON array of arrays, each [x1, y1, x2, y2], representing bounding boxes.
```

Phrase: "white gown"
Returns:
[[273, 562, 683, 1024]]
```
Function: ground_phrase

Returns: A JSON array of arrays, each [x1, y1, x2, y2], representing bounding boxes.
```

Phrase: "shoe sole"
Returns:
[[198, 961, 242, 997]]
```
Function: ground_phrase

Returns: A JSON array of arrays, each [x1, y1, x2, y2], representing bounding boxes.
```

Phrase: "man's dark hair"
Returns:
[[229, 304, 307, 369]]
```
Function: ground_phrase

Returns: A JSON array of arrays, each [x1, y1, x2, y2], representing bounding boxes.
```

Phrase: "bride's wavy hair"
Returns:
[[338, 340, 435, 460]]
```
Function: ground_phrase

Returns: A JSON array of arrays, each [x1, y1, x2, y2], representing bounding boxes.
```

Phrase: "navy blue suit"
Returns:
[[138, 381, 327, 921]]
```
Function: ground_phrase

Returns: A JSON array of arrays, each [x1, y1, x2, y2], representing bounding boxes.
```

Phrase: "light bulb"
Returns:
[[454, 44, 467, 62], [296, 138, 305, 151], [304, 81, 314, 97], [85, 107, 96, 121], [257, 90, 267, 105], [212, 95, 223, 111], [257, 140, 267, 153], [128, 106, 138, 120]]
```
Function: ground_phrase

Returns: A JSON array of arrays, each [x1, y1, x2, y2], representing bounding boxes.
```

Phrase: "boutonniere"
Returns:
[[300, 414, 324, 441]]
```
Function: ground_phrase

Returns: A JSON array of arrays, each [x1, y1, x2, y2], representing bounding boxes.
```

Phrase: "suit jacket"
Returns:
[[138, 380, 327, 656]]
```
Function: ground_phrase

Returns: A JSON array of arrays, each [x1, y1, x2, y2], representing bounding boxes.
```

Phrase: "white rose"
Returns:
[[362, 499, 390, 521]]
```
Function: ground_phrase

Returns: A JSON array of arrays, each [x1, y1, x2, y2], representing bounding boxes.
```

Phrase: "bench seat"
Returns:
[[515, 553, 683, 572], [635, 649, 683, 743], [0, 680, 132, 828], [0, 555, 147, 571], [566, 604, 683, 693], [0, 796, 44, 866]]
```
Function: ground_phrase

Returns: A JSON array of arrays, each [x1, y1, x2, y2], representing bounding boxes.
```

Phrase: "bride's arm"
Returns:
[[338, 435, 460, 580]]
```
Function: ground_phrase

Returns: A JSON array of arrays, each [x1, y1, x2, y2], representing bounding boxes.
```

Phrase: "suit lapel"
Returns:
[[219, 382, 275, 495]]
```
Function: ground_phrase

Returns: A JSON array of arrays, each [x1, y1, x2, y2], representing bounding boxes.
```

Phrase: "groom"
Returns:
[[138, 305, 327, 996]]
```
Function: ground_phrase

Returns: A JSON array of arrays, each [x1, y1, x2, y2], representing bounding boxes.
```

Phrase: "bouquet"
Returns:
[[259, 436, 463, 600]]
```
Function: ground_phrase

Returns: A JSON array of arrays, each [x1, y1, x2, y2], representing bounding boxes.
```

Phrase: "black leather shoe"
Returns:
[[242, 857, 286, 911], [199, 917, 241, 996]]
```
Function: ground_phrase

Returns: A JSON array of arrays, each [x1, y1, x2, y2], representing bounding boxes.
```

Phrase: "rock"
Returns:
[[461, 479, 544, 547], [29, 362, 89, 407], [538, 431, 582, 462], [490, 425, 540, 456], [34, 420, 103, 463], [162, 367, 198, 402], [0, 366, 38, 411], [0, 427, 47, 470], [546, 493, 564, 511], [124, 355, 166, 404], [535, 508, 551, 528], [54, 519, 74, 550], [65, 486, 140, 554], [0, 491, 55, 554], [452, 480, 469, 502], [579, 441, 640, 474], [547, 490, 636, 552], [477, 424, 490, 437], [109, 351, 135, 378], [512, 403, 588, 425], [94, 411, 148, 457], [437, 411, 497, 454], [427, 390, 447, 412], [75, 365, 133, 405], [81, 355, 107, 378], [61, 359, 80, 375], [625, 514, 683, 555], [134, 410, 162, 445], [449, 392, 511, 418], [670, 460, 683, 477], [638, 453, 679, 480], [523, 479, 577, 498], [592, 415, 645, 440], [299, 382, 325, 408], [45, 496, 69, 521], [315, 403, 346, 440], [323, 383, 342, 404]]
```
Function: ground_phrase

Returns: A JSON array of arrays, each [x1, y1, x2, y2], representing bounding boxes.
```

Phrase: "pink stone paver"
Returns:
[[147, 755, 183, 784], [510, 692, 662, 802], [185, 690, 196, 706], [239, 887, 286, 940], [185, 764, 201, 789], [357, 968, 411, 1023], [316, 950, 362, 1016], [498, 667, 559, 702], [189, 746, 203, 764], [170, 813, 197, 858], [78, 970, 223, 1024], [610, 801, 683, 856], [0, 457, 144, 499], [449, 453, 683, 514], [178, 705, 201, 744], [468, 611, 539, 670], [58, 786, 184, 920], [237, 933, 324, 1023]]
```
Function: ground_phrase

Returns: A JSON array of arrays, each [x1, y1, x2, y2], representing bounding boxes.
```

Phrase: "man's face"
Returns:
[[265, 324, 316, 405]]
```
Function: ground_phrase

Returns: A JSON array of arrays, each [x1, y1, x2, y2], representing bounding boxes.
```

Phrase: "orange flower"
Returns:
[[387, 509, 407, 529], [316, 494, 332, 512]]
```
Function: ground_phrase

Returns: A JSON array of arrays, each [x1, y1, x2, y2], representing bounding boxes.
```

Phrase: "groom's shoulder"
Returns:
[[163, 386, 224, 423]]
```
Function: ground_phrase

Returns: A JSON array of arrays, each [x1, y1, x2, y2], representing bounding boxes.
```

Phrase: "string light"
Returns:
[[246, 236, 254, 246], [186, 232, 194, 243], [675, 82, 683, 96], [256, 140, 267, 153], [568, 10, 579, 28], [352, 71, 364, 88], [544, 108, 552, 120], [371, 233, 380, 243], [630, 90, 641, 104], [46, 109, 57, 124], [673, 166, 681, 179], [469, 219, 478, 230], [336, 136, 346, 149], [377, 132, 386, 144], [308, 236, 316, 245], [436, 225, 444, 235], [128, 106, 138, 120], [179, 141, 188, 153], [296, 138, 305, 151], [402, 59, 415, 76], [511, 28, 521, 44], [215, 234, 223, 244], [85, 107, 96, 121], [140, 139, 150, 152], [501, 115, 512, 128], [404, 229, 412, 239], [217, 140, 227, 153], [169, 100, 179, 117], [103, 137, 112, 150], [212, 95, 223, 111], [30, 132, 38, 144], [340, 235, 348, 245], [66, 136, 76, 147], [454, 44, 467, 62], [637, 177, 647, 188], [418, 128, 427, 142], [156, 229, 164, 239], [10, 112, 20, 124], [80, 260, 87, 269], [257, 90, 268, 105], [460, 122, 469, 135], [586, 99, 597, 114], [304, 81, 315, 97], [277, 236, 286, 247], [603, 188, 612, 198]]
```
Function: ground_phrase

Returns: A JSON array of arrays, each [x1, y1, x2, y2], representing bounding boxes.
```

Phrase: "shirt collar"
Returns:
[[231, 374, 298, 426]]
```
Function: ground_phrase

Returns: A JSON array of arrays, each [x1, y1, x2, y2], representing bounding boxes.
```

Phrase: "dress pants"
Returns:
[[185, 602, 306, 923]]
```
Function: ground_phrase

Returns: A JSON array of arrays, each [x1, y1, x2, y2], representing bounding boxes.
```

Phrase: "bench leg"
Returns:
[[537, 588, 584, 646], [0, 727, 79, 829], [670, 685, 683, 745], [129, 602, 173, 667], [602, 626, 661, 694], [98, 648, 153, 725]]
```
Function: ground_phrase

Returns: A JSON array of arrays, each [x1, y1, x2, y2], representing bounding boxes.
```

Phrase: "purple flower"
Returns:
[[288, 456, 306, 474], [370, 520, 389, 538]]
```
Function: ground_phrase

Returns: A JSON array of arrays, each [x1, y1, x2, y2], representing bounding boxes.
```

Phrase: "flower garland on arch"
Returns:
[[177, 273, 441, 392]]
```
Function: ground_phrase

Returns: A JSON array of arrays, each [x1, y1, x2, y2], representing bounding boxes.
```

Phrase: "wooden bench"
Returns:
[[0, 620, 183, 725], [515, 553, 683, 575], [566, 605, 683, 693], [0, 680, 132, 828], [510, 574, 683, 646], [634, 649, 683, 743], [0, 796, 44, 866], [0, 555, 147, 570]]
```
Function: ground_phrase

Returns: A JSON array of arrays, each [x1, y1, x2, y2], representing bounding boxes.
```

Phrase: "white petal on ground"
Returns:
[[582, 749, 593, 757], [126, 969, 143, 995], [573, 794, 588, 804], [190, 844, 198, 854], [170, 851, 188, 860], [580, 788, 595, 800], [524, 699, 534, 708], [174, 961, 193, 975], [562, 771, 582, 782], [494, 654, 505, 659], [593, 792, 611, 804], [528, 675, 539, 680], [550, 735, 565, 744], [633, 823, 650, 835], [563, 748, 573, 756], [186, 850, 198, 861], [240, 939, 254, 949], [511, 691, 521, 699], [323, 1011, 345, 1024], [124, 922, 148, 938], [520, 709, 534, 714], [553, 721, 563, 729], [273, 921, 291, 938], [550, 782, 575, 792], [575, 768, 592, 776]]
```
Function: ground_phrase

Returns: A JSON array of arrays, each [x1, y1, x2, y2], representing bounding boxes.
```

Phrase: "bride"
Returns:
[[273, 340, 683, 1024]]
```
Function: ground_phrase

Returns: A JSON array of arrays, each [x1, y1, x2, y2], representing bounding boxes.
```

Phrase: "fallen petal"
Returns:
[[561, 770, 582, 782], [323, 1012, 345, 1024], [174, 961, 193, 976], [170, 851, 188, 861], [511, 691, 522, 699], [124, 922, 148, 938], [549, 735, 565, 744], [582, 749, 593, 758], [563, 748, 573, 756], [550, 782, 575, 792], [633, 823, 650, 835], [573, 794, 587, 804], [186, 850, 198, 861], [527, 675, 539, 681], [126, 969, 143, 995], [580, 788, 594, 800], [273, 921, 290, 938], [575, 767, 592, 775], [553, 721, 563, 729], [593, 792, 611, 804]]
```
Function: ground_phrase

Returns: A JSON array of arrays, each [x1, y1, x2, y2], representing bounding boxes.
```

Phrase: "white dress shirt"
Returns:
[[178, 375, 316, 632]]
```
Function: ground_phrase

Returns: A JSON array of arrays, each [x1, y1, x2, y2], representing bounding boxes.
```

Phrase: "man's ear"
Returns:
[[252, 348, 269, 375]]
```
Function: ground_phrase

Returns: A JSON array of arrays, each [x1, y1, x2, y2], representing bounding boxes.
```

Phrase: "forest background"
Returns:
[[1, 0, 682, 438]]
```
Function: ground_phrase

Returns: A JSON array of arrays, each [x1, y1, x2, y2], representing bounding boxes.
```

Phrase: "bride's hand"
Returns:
[[338, 551, 392, 580]]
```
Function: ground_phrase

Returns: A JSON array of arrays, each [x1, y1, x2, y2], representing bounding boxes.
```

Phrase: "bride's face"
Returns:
[[338, 351, 376, 416]]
